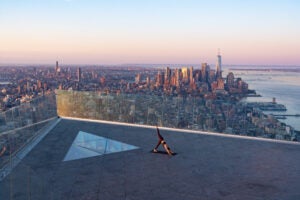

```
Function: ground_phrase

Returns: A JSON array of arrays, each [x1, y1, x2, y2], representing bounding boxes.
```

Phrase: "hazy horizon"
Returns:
[[1, 62, 300, 69]]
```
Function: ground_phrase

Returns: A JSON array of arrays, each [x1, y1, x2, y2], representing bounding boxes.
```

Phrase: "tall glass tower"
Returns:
[[216, 49, 222, 79]]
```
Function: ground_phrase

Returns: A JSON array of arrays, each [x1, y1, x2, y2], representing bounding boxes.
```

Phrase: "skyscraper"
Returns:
[[189, 66, 193, 83], [146, 76, 151, 86], [226, 72, 234, 89], [172, 69, 181, 87], [201, 63, 210, 82], [181, 67, 189, 83], [156, 71, 164, 87], [55, 61, 59, 75], [77, 67, 82, 82], [216, 49, 222, 79], [164, 67, 171, 87], [135, 73, 141, 84]]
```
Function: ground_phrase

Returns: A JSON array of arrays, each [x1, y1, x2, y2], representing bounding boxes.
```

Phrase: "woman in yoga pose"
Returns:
[[153, 126, 174, 155]]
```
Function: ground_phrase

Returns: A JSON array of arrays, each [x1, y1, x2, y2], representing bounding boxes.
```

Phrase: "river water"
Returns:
[[224, 67, 300, 131]]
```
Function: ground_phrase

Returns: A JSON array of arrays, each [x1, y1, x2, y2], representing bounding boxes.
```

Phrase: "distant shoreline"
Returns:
[[229, 68, 300, 72]]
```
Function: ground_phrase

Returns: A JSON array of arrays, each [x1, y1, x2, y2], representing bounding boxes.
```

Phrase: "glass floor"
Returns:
[[63, 131, 139, 161]]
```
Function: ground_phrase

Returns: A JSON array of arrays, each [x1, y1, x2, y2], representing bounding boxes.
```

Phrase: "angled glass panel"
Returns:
[[63, 144, 102, 161], [75, 131, 104, 144], [63, 131, 139, 162], [105, 139, 139, 154]]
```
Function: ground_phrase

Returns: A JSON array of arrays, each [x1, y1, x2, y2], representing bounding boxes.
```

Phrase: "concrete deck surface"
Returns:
[[0, 118, 300, 200]]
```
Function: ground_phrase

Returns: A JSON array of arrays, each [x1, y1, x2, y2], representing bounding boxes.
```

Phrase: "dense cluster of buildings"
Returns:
[[130, 51, 249, 98], [132, 64, 249, 97], [0, 52, 249, 110], [0, 53, 298, 141]]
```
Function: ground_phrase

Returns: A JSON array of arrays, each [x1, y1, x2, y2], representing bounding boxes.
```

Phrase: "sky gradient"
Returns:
[[0, 0, 300, 65]]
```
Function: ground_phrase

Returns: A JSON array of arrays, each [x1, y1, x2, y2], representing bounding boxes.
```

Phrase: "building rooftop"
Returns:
[[1, 118, 300, 200]]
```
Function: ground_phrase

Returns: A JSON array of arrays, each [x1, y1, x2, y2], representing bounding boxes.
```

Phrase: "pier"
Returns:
[[272, 114, 300, 117], [246, 102, 287, 111]]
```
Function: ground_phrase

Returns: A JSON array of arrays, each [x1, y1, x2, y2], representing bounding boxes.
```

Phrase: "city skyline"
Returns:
[[0, 0, 300, 65]]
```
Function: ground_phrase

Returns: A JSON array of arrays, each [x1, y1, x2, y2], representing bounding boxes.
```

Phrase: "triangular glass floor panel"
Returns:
[[63, 144, 101, 161], [63, 131, 139, 161]]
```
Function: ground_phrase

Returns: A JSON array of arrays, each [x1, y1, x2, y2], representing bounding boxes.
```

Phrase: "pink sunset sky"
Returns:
[[0, 0, 299, 66]]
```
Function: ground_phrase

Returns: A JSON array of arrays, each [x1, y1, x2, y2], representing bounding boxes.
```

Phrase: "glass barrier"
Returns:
[[56, 89, 298, 142], [0, 93, 57, 178], [0, 94, 57, 133]]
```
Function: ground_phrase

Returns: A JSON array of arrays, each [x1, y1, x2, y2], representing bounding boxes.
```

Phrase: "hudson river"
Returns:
[[224, 66, 300, 131]]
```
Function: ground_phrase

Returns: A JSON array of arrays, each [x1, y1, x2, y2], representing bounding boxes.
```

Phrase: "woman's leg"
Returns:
[[153, 139, 162, 152], [163, 142, 173, 155]]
